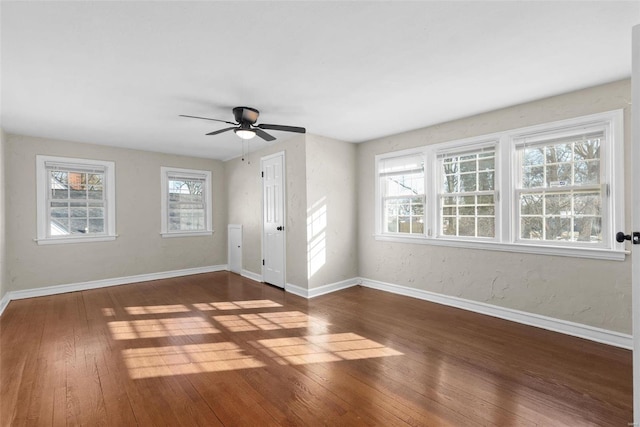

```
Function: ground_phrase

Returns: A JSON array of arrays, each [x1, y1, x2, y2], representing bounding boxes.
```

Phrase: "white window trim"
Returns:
[[375, 147, 427, 237], [160, 166, 213, 238], [374, 109, 626, 261], [35, 155, 117, 245]]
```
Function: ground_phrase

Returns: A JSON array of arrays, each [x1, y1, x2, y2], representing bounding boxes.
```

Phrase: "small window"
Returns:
[[36, 155, 116, 245], [378, 153, 425, 235], [438, 145, 497, 238], [161, 167, 212, 237]]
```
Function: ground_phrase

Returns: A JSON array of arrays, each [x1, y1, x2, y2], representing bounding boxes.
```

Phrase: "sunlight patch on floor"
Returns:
[[251, 332, 403, 366], [122, 342, 266, 379], [108, 317, 221, 340], [192, 299, 283, 311], [124, 304, 190, 315], [213, 311, 326, 332]]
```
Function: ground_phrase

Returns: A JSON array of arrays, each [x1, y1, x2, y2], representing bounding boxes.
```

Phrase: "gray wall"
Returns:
[[5, 135, 227, 292], [225, 134, 358, 291], [306, 134, 358, 289], [0, 129, 6, 301], [357, 79, 633, 334], [225, 135, 308, 288]]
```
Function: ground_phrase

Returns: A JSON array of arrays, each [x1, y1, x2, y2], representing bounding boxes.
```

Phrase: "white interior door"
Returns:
[[632, 23, 639, 426], [228, 224, 242, 274], [262, 152, 286, 288]]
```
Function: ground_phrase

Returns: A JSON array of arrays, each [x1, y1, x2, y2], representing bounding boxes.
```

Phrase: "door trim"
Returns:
[[227, 224, 242, 274], [261, 151, 286, 288]]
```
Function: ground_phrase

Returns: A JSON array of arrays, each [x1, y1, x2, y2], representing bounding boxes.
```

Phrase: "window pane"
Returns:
[[520, 194, 543, 215], [89, 219, 105, 233], [379, 154, 425, 235], [89, 207, 104, 218], [50, 219, 69, 236], [442, 217, 456, 235], [520, 191, 602, 243], [88, 186, 103, 200], [545, 194, 571, 216], [521, 217, 543, 240], [46, 166, 108, 237], [574, 192, 601, 216], [574, 160, 599, 184], [477, 217, 495, 238], [523, 166, 544, 188], [545, 217, 571, 241], [520, 132, 602, 189], [574, 217, 602, 242], [51, 207, 68, 218], [458, 217, 476, 237], [439, 148, 496, 239], [70, 218, 88, 234]]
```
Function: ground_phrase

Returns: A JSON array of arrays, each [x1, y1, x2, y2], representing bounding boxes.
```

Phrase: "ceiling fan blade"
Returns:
[[255, 128, 276, 141], [257, 123, 306, 133], [206, 127, 236, 136], [180, 115, 237, 125]]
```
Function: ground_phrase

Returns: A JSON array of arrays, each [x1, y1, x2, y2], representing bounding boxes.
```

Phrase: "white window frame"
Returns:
[[160, 166, 213, 238], [435, 140, 499, 242], [374, 109, 626, 261], [36, 155, 117, 245], [375, 147, 427, 239]]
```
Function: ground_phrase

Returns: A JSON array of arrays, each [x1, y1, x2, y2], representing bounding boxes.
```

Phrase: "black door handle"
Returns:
[[277, 226, 284, 231], [616, 231, 640, 244]]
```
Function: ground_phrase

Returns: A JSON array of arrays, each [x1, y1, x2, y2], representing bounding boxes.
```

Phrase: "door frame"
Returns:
[[260, 151, 287, 288], [632, 23, 639, 426], [227, 224, 242, 275]]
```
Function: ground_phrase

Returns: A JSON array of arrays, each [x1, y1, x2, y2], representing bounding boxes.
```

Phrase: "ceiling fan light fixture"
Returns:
[[234, 128, 256, 140]]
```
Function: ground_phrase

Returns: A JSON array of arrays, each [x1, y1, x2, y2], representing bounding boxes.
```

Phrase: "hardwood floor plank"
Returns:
[[0, 272, 632, 426]]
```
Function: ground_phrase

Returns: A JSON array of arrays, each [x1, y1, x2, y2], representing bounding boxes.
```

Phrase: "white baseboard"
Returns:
[[0, 265, 228, 316], [0, 292, 10, 316], [359, 277, 632, 350], [308, 277, 360, 298], [241, 269, 263, 283], [284, 277, 360, 298], [284, 282, 307, 298]]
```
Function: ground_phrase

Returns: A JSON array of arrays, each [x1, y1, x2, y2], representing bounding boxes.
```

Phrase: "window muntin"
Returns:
[[374, 110, 624, 259], [36, 156, 116, 244], [48, 168, 106, 236], [516, 130, 604, 244], [161, 167, 212, 237], [439, 147, 496, 238], [379, 154, 425, 235], [168, 176, 206, 232]]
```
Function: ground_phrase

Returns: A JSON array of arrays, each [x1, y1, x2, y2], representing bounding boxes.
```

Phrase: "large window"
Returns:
[[516, 130, 604, 244], [375, 110, 624, 260], [378, 153, 425, 235], [161, 167, 212, 237], [36, 155, 116, 245]]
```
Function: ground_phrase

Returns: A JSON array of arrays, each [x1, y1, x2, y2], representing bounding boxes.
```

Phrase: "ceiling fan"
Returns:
[[180, 106, 306, 142]]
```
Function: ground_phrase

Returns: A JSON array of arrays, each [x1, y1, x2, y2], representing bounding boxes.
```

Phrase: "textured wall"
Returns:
[[357, 79, 633, 333], [0, 129, 6, 301], [305, 134, 358, 289], [5, 135, 227, 291], [225, 135, 308, 288]]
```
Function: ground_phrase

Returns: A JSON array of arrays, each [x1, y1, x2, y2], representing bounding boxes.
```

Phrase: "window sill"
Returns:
[[373, 234, 628, 261], [161, 231, 213, 238], [35, 235, 118, 245]]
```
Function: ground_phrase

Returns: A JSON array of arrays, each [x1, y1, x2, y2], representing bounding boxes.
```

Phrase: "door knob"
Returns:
[[277, 226, 284, 231], [616, 231, 640, 244]]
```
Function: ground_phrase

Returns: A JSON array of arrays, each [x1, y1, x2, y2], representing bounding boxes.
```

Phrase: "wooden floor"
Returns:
[[0, 272, 632, 426]]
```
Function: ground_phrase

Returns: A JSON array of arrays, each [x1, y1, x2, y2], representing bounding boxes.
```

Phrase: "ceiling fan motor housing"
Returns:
[[233, 106, 260, 125]]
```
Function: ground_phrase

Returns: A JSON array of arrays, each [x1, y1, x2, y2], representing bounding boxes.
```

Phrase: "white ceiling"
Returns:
[[1, 1, 639, 160]]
